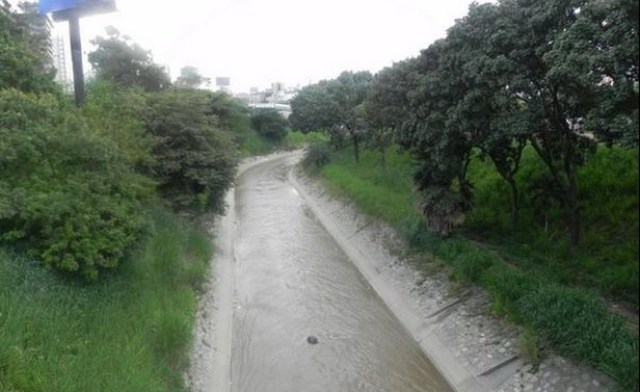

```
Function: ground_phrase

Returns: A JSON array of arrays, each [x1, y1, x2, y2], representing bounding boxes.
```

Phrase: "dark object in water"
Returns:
[[307, 336, 318, 345]]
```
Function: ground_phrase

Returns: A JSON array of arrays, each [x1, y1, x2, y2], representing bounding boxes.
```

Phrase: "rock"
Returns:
[[307, 336, 319, 345]]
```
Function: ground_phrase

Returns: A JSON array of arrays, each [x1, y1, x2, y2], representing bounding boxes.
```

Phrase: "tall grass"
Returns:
[[237, 130, 273, 157], [466, 146, 639, 305], [237, 129, 328, 157], [284, 130, 329, 149], [314, 145, 639, 391], [0, 208, 211, 392], [322, 148, 417, 226]]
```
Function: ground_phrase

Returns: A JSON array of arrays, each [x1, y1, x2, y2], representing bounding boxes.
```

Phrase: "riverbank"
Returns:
[[0, 208, 211, 392], [294, 152, 633, 391]]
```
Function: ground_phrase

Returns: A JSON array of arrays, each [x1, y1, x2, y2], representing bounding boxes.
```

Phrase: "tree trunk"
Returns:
[[379, 146, 387, 173], [565, 169, 581, 247], [507, 177, 519, 228], [352, 132, 360, 163]]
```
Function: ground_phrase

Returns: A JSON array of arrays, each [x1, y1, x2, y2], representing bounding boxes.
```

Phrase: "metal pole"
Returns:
[[68, 14, 85, 106]]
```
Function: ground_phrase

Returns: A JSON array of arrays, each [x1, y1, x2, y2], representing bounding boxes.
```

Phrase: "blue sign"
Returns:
[[39, 0, 115, 16], [39, 0, 80, 14]]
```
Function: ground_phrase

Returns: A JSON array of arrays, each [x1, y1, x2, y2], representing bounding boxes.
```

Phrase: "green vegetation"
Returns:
[[290, 71, 373, 161], [0, 89, 153, 279], [285, 130, 329, 150], [0, 2, 56, 93], [1, 5, 247, 391], [302, 142, 332, 168], [465, 146, 639, 305], [0, 209, 211, 392], [143, 89, 238, 213], [291, 0, 637, 388], [250, 109, 289, 145], [314, 147, 639, 391], [88, 26, 171, 92], [236, 129, 274, 157]]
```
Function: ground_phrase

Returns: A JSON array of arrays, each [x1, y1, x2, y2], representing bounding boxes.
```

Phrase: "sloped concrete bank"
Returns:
[[290, 163, 614, 392]]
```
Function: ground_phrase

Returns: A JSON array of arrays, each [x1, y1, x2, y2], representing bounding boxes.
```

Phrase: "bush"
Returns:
[[0, 5, 58, 94], [143, 89, 238, 213], [250, 109, 289, 144], [83, 81, 155, 170], [207, 92, 253, 144], [303, 142, 331, 168], [0, 89, 153, 279]]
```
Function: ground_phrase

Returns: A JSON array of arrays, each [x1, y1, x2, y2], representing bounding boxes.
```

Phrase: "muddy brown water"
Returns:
[[230, 154, 453, 392]]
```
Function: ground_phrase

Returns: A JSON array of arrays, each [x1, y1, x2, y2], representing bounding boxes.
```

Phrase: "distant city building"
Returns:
[[271, 82, 284, 94], [51, 31, 72, 91], [236, 82, 299, 118]]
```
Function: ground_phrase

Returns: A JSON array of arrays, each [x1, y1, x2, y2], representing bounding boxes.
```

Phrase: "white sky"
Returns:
[[43, 0, 487, 93]]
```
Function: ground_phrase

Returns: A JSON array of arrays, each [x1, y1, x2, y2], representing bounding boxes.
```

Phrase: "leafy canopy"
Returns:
[[88, 26, 171, 92]]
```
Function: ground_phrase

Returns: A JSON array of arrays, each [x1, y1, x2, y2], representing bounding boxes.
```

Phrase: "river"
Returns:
[[229, 153, 452, 392]]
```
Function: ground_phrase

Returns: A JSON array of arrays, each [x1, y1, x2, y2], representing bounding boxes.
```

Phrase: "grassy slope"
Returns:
[[237, 129, 328, 157], [317, 146, 639, 391], [465, 146, 639, 305], [0, 208, 211, 392]]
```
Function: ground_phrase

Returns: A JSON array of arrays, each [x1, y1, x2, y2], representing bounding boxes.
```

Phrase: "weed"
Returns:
[[519, 327, 542, 372], [0, 208, 211, 392]]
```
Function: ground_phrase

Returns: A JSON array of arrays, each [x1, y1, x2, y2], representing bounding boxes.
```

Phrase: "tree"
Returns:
[[143, 89, 237, 212], [0, 1, 57, 93], [443, 2, 527, 227], [15, 1, 53, 70], [175, 65, 210, 89], [250, 109, 289, 144], [206, 91, 253, 145], [490, 0, 599, 246], [365, 58, 420, 168], [402, 39, 476, 236], [552, 0, 639, 147], [329, 71, 373, 162], [88, 27, 171, 92], [290, 80, 339, 131], [289, 71, 372, 161]]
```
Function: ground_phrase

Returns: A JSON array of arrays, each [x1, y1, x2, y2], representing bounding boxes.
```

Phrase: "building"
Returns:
[[51, 31, 72, 91]]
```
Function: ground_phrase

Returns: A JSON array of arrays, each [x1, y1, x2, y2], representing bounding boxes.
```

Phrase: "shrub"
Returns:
[[83, 81, 155, 171], [143, 89, 238, 213], [207, 91, 253, 144], [481, 265, 537, 318], [303, 142, 331, 168], [0, 4, 58, 94], [0, 89, 153, 279], [250, 109, 289, 144]]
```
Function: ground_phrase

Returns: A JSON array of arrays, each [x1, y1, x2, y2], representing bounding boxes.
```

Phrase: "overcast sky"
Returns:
[[45, 0, 487, 93]]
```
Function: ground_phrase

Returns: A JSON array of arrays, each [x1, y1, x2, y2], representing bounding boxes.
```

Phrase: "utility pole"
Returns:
[[68, 14, 85, 106]]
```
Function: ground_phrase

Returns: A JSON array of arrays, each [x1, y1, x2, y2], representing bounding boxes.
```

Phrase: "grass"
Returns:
[[320, 148, 417, 225], [465, 146, 639, 306], [0, 207, 212, 392], [313, 144, 639, 391], [237, 129, 328, 157], [237, 130, 273, 157], [284, 130, 329, 149]]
